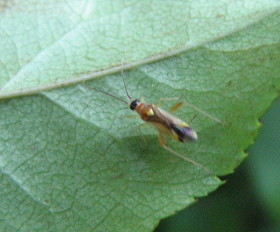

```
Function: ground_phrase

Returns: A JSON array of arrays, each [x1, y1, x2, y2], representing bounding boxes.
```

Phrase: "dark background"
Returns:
[[156, 97, 280, 232]]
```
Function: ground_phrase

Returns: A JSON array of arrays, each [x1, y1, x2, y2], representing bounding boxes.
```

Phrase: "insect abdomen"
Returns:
[[171, 124, 198, 142]]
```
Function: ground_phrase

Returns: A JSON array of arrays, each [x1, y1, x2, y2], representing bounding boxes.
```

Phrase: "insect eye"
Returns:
[[130, 99, 140, 110]]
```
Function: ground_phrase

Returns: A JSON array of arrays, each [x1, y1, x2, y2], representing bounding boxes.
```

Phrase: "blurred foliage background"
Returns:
[[156, 97, 280, 232]]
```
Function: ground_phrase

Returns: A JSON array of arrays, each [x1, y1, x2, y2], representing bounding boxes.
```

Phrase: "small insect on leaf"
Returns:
[[82, 70, 222, 175]]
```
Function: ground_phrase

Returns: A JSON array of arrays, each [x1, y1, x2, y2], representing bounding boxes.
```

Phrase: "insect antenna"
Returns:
[[162, 145, 213, 175], [121, 68, 132, 100], [81, 84, 129, 105]]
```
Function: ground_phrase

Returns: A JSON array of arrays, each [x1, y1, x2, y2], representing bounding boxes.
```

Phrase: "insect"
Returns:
[[83, 71, 219, 174]]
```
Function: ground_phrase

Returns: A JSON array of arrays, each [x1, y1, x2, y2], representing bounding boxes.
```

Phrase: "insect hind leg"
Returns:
[[157, 96, 224, 124], [136, 123, 149, 146], [157, 132, 213, 175], [168, 101, 184, 112], [156, 95, 183, 109], [182, 100, 224, 124]]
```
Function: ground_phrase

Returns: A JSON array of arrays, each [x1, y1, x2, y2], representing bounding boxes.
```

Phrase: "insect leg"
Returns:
[[124, 115, 139, 118], [137, 123, 148, 146], [182, 100, 224, 124], [158, 132, 213, 175], [168, 101, 184, 112], [157, 95, 183, 107], [158, 95, 223, 124]]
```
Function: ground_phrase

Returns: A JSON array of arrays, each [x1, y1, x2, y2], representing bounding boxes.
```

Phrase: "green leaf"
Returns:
[[0, 1, 280, 232], [1, 0, 279, 97]]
